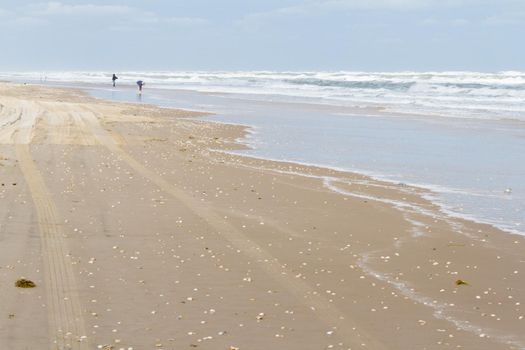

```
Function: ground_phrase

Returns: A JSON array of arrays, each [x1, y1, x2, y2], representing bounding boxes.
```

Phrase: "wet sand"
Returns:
[[0, 82, 523, 350]]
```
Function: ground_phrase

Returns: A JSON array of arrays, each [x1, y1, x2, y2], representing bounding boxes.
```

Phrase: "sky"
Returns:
[[0, 0, 524, 71]]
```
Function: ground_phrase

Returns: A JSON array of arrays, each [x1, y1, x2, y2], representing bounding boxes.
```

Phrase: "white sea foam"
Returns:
[[2, 70, 525, 121]]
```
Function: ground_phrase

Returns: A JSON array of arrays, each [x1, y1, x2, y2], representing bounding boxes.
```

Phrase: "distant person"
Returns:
[[112, 74, 118, 87], [137, 80, 145, 93]]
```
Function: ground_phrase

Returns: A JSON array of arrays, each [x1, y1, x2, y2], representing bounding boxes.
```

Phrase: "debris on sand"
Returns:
[[455, 279, 469, 286], [97, 345, 114, 350], [15, 279, 36, 288]]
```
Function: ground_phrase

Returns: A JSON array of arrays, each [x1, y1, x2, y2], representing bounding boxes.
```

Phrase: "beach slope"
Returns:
[[0, 83, 523, 350]]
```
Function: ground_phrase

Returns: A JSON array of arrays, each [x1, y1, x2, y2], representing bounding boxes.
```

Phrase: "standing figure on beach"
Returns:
[[136, 80, 145, 93], [112, 74, 118, 87]]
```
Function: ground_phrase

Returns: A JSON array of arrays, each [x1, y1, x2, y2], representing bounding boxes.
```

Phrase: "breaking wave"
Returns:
[[2, 70, 525, 121]]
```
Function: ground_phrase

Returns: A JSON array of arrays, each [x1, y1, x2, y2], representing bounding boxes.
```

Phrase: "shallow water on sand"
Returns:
[[85, 85, 524, 236], [20, 82, 525, 235]]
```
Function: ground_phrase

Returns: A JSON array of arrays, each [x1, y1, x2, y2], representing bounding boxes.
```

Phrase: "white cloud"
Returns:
[[420, 18, 439, 25], [0, 2, 209, 30], [0, 6, 47, 27], [484, 11, 525, 25], [305, 0, 442, 11], [451, 18, 470, 26], [165, 17, 209, 27], [0, 8, 12, 16], [109, 16, 208, 32], [240, 0, 458, 19], [33, 2, 134, 16], [420, 17, 470, 26], [236, 0, 522, 30], [240, 0, 523, 23], [235, 0, 445, 29], [295, 0, 521, 11]]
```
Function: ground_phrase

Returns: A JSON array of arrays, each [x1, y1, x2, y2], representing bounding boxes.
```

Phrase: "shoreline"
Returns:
[[208, 149, 525, 238], [80, 81, 525, 237], [39, 78, 518, 238], [0, 82, 524, 349], [88, 81, 525, 345], [192, 141, 525, 348]]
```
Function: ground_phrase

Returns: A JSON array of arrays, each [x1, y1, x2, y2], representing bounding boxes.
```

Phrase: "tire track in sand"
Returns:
[[14, 103, 88, 350], [78, 107, 387, 350]]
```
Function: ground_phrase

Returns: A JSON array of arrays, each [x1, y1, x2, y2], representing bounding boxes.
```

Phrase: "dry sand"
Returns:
[[0, 82, 523, 350]]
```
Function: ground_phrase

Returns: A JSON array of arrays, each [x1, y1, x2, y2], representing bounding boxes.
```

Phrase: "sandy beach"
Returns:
[[0, 82, 523, 350]]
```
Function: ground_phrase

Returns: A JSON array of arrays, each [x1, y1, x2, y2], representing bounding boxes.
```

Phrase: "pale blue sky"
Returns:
[[1, 0, 524, 71]]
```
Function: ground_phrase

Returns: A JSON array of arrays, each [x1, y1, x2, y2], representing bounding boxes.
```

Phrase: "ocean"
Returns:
[[1, 70, 524, 235], [4, 70, 525, 121]]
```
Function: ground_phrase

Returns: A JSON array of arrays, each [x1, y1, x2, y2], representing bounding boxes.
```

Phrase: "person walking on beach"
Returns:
[[112, 74, 118, 87], [137, 80, 145, 93]]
